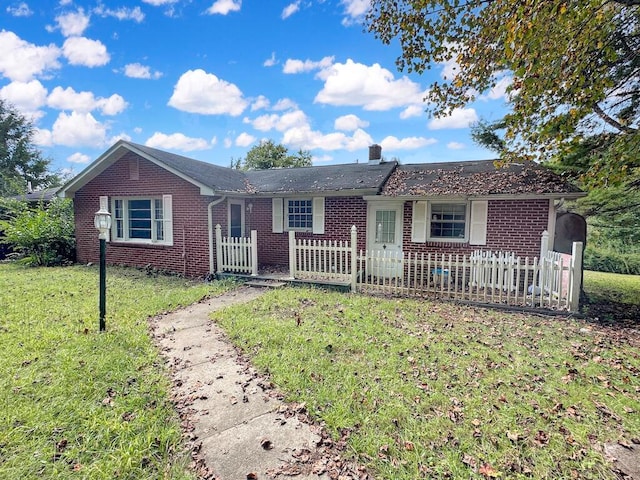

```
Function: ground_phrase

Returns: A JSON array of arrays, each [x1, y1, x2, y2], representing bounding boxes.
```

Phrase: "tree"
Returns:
[[366, 1, 639, 184], [241, 140, 312, 170], [0, 99, 59, 196]]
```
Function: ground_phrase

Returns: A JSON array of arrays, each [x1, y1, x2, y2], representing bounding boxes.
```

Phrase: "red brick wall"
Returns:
[[402, 199, 550, 258], [74, 152, 214, 278], [241, 196, 368, 267]]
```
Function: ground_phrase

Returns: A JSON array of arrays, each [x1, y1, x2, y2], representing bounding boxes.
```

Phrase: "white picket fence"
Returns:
[[288, 226, 583, 311], [356, 246, 582, 311], [215, 225, 583, 311], [288, 227, 357, 287], [215, 224, 257, 276]]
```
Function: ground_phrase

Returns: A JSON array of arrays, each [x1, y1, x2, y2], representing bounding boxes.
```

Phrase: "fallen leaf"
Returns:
[[260, 438, 273, 450], [479, 463, 500, 477]]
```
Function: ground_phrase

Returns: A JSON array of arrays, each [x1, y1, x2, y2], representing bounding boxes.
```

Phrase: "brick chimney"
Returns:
[[368, 144, 382, 164]]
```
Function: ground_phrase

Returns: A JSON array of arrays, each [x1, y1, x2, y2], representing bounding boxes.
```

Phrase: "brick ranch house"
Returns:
[[60, 140, 583, 278]]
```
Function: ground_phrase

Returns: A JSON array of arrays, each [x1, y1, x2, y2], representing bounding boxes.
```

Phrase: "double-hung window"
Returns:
[[287, 199, 313, 230], [429, 203, 467, 239], [411, 200, 487, 245], [111, 196, 173, 245]]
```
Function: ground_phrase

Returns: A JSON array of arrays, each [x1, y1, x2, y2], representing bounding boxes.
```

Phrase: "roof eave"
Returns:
[[367, 192, 586, 201]]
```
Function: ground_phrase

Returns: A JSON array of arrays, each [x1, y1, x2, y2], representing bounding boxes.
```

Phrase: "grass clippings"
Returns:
[[212, 286, 640, 480], [0, 263, 233, 479]]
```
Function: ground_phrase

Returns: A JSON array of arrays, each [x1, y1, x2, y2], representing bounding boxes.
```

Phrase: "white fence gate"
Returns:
[[215, 224, 257, 276]]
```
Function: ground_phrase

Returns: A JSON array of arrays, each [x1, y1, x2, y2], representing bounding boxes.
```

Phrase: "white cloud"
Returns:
[[0, 80, 48, 119], [249, 109, 308, 132], [447, 141, 465, 150], [142, 0, 178, 5], [32, 128, 53, 146], [224, 137, 233, 148], [380, 136, 437, 150], [251, 95, 270, 111], [235, 132, 255, 147], [96, 94, 127, 115], [315, 59, 427, 111], [168, 69, 248, 116], [51, 111, 107, 147], [282, 126, 373, 152], [0, 31, 61, 81], [263, 52, 277, 67], [341, 0, 368, 23], [272, 98, 297, 111], [55, 9, 90, 37], [481, 75, 513, 101], [282, 1, 300, 19], [334, 114, 369, 132], [440, 57, 460, 81], [94, 5, 144, 22], [124, 63, 162, 79], [428, 108, 479, 130], [67, 152, 91, 164], [206, 0, 241, 15], [283, 56, 334, 74], [62, 37, 110, 67], [47, 86, 127, 115], [145, 132, 211, 151], [400, 105, 424, 119], [7, 2, 32, 16]]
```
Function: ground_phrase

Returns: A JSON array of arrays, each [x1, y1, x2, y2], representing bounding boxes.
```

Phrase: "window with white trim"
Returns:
[[287, 198, 313, 230], [111, 196, 173, 245], [429, 203, 467, 239]]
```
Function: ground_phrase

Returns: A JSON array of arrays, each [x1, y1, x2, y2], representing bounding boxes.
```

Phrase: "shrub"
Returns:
[[0, 198, 75, 266], [584, 247, 640, 275]]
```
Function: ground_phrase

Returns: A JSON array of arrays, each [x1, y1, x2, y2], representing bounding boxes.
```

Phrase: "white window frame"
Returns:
[[286, 197, 314, 232], [111, 196, 173, 245], [272, 197, 324, 234], [427, 202, 469, 242]]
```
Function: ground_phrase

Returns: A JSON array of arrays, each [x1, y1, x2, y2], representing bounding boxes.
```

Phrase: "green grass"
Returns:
[[212, 287, 640, 480], [583, 270, 640, 305], [0, 263, 234, 479]]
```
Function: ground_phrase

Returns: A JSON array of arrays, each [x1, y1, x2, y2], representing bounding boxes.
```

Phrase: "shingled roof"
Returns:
[[382, 160, 583, 197], [61, 142, 582, 199], [244, 161, 396, 194], [127, 143, 247, 193]]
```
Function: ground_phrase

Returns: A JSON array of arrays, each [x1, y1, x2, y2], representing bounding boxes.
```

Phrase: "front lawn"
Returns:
[[212, 286, 640, 479], [0, 263, 233, 479]]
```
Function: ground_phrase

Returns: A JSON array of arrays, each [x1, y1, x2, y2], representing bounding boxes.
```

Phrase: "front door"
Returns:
[[228, 199, 245, 237], [367, 202, 404, 278]]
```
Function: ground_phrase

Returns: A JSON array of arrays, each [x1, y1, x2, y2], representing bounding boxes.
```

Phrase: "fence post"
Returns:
[[215, 224, 222, 274], [250, 230, 258, 276], [350, 225, 357, 292], [569, 241, 583, 312], [540, 230, 549, 260], [288, 230, 296, 279]]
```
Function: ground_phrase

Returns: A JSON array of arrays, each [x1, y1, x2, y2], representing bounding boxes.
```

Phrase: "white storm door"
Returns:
[[367, 202, 404, 278]]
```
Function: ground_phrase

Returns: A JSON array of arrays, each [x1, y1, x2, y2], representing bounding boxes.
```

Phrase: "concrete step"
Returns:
[[244, 280, 287, 289]]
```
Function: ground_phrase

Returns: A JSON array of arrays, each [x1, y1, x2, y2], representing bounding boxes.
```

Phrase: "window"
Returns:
[[430, 203, 467, 239], [287, 199, 313, 230], [375, 210, 396, 243], [111, 196, 172, 245]]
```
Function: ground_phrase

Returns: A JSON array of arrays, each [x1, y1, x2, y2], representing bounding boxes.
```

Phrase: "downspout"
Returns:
[[208, 196, 227, 275]]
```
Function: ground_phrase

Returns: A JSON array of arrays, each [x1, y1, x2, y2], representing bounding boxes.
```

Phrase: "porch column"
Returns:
[[350, 225, 357, 292], [250, 230, 258, 276], [288, 230, 296, 279], [215, 224, 223, 274]]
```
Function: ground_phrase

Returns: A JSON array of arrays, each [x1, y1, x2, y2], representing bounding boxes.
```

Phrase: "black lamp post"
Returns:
[[94, 203, 112, 332]]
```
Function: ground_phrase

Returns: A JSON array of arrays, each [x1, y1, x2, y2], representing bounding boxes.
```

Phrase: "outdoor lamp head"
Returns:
[[94, 208, 112, 239]]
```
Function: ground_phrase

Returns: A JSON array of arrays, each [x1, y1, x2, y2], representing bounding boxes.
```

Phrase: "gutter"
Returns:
[[207, 196, 226, 274]]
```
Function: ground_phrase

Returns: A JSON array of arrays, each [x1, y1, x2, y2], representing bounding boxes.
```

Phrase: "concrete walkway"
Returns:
[[150, 286, 334, 480]]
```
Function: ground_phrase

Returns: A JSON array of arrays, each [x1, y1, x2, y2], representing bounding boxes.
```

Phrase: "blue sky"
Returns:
[[0, 0, 511, 175]]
